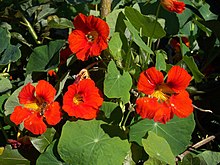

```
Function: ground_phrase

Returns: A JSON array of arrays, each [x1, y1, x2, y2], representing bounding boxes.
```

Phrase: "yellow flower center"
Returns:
[[73, 94, 84, 105], [151, 83, 175, 102], [23, 97, 48, 115], [86, 31, 98, 42]]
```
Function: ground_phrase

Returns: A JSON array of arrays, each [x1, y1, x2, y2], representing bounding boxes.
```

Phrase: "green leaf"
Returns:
[[197, 151, 220, 165], [48, 17, 74, 29], [199, 3, 218, 21], [180, 153, 201, 165], [58, 120, 130, 165], [124, 7, 166, 39], [124, 20, 153, 54], [193, 19, 212, 37], [26, 40, 65, 73], [30, 128, 56, 153], [4, 86, 23, 116], [55, 71, 70, 100], [108, 32, 123, 65], [104, 60, 132, 103], [144, 157, 165, 165], [0, 27, 10, 54], [183, 56, 204, 83], [100, 101, 119, 118], [0, 145, 30, 165], [0, 44, 21, 65], [0, 77, 12, 93], [142, 131, 175, 165], [129, 115, 195, 156], [36, 140, 64, 165], [155, 50, 167, 71], [106, 9, 124, 36]]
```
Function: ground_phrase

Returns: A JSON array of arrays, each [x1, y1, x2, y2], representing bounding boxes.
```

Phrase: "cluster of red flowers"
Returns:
[[10, 10, 192, 135]]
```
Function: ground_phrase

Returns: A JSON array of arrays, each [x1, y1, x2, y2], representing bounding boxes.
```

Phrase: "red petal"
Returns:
[[73, 13, 90, 33], [137, 67, 164, 95], [172, 1, 185, 13], [167, 66, 191, 92], [35, 80, 56, 103], [153, 102, 173, 124], [10, 106, 32, 125], [170, 90, 193, 118], [44, 102, 62, 125], [24, 113, 47, 135], [135, 97, 160, 119], [86, 15, 109, 39], [18, 83, 36, 104]]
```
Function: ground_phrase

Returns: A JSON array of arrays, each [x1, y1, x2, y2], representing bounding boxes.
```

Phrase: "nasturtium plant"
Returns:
[[0, 0, 219, 164]]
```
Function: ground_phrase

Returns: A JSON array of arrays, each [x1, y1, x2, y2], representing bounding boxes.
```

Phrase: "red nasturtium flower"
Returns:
[[136, 66, 193, 123], [160, 0, 185, 14], [68, 13, 109, 61], [10, 80, 62, 135], [62, 79, 103, 119]]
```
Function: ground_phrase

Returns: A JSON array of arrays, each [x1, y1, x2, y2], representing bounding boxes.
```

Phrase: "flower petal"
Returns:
[[170, 90, 193, 118], [24, 113, 47, 135], [73, 13, 90, 33], [10, 106, 32, 125], [153, 102, 173, 124], [137, 67, 164, 95], [160, 0, 185, 14], [135, 97, 160, 119], [44, 102, 62, 125], [167, 66, 191, 92], [18, 83, 36, 104], [35, 80, 56, 103]]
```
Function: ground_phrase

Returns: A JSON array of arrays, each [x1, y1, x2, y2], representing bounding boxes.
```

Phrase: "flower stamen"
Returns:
[[73, 94, 84, 105]]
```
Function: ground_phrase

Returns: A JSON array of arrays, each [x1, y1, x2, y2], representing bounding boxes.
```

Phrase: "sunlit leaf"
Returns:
[[183, 56, 204, 83], [0, 77, 12, 93], [104, 60, 132, 103], [129, 115, 195, 156], [124, 20, 153, 54], [142, 131, 175, 165], [48, 17, 74, 29], [30, 128, 56, 153], [0, 145, 30, 165], [155, 50, 167, 71], [197, 150, 220, 165], [125, 7, 166, 39], [58, 120, 130, 165]]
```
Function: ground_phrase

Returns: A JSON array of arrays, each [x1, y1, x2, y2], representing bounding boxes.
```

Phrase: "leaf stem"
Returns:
[[19, 11, 42, 44]]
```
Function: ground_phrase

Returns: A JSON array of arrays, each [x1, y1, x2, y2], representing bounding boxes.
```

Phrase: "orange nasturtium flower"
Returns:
[[10, 80, 62, 135], [62, 79, 103, 119], [160, 0, 185, 14], [68, 13, 109, 61], [135, 66, 193, 123]]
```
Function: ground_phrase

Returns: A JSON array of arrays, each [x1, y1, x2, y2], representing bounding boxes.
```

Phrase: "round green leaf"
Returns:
[[58, 120, 130, 165], [129, 115, 195, 156], [26, 40, 65, 73], [48, 17, 74, 29], [104, 60, 132, 103], [0, 27, 10, 54], [0, 77, 12, 93], [0, 145, 30, 165], [0, 44, 21, 65], [197, 151, 220, 165], [4, 86, 23, 116], [142, 131, 175, 165]]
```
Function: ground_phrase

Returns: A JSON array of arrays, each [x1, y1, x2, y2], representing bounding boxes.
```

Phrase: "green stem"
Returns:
[[148, 3, 161, 48], [19, 11, 42, 44]]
